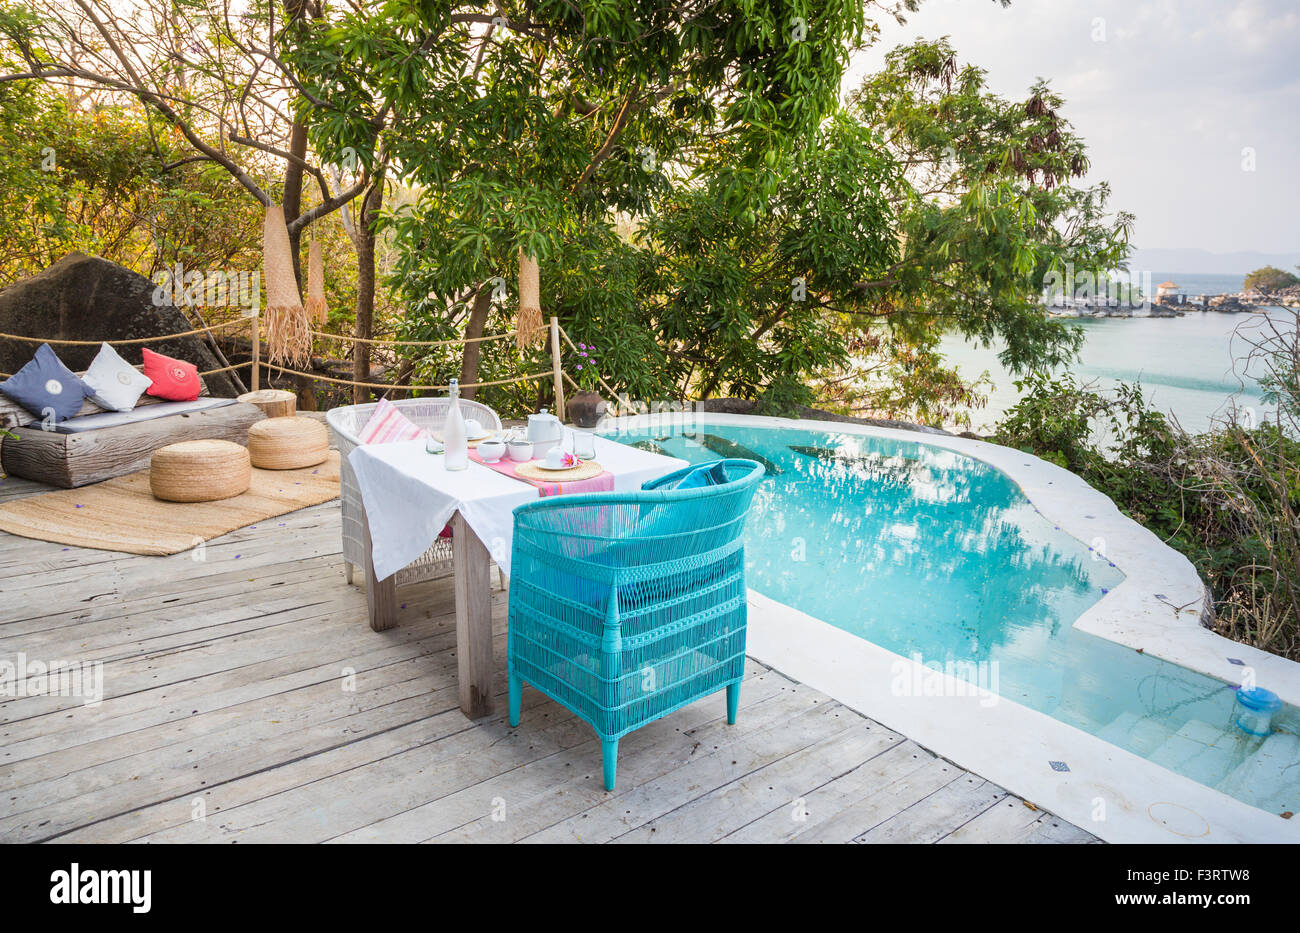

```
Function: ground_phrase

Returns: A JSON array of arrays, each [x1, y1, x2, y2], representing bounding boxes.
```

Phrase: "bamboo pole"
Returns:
[[549, 316, 565, 422], [250, 310, 260, 391]]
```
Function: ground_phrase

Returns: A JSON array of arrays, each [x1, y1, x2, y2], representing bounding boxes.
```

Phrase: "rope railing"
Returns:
[[259, 361, 554, 392], [200, 361, 252, 377], [305, 329, 517, 348], [0, 319, 246, 346], [0, 359, 250, 380], [2, 317, 614, 418]]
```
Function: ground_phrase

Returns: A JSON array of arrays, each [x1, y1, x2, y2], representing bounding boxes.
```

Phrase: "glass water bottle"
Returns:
[[443, 378, 469, 471]]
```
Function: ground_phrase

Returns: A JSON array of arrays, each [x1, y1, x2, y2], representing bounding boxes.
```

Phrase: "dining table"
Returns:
[[348, 428, 687, 718]]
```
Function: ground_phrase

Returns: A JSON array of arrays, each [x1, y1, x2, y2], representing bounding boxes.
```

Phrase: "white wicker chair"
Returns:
[[325, 398, 503, 587]]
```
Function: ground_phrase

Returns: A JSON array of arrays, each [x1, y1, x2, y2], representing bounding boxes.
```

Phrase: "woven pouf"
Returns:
[[150, 440, 251, 503], [247, 416, 330, 470]]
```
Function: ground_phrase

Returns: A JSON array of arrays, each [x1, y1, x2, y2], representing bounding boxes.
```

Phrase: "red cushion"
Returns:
[[141, 348, 201, 401]]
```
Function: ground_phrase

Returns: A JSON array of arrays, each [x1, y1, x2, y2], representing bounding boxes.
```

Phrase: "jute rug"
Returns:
[[0, 451, 340, 556]]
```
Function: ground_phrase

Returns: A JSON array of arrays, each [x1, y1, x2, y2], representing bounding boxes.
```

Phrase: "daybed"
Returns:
[[0, 371, 264, 488]]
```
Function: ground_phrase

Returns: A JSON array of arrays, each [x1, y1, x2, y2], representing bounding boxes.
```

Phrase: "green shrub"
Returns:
[[994, 367, 1300, 660], [754, 375, 815, 418]]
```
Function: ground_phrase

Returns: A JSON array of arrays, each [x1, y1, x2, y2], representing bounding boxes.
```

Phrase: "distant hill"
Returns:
[[1126, 247, 1300, 276]]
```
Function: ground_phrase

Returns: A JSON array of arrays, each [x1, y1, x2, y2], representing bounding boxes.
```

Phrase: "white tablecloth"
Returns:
[[350, 430, 687, 580]]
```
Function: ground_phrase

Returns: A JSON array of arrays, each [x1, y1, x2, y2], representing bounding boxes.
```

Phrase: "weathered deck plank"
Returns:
[[0, 490, 1097, 843]]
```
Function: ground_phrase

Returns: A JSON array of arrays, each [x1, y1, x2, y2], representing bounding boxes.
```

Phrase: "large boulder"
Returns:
[[0, 253, 241, 396]]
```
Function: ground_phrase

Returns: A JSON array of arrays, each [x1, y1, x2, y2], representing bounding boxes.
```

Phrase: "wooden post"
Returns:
[[250, 310, 261, 392], [550, 316, 565, 422]]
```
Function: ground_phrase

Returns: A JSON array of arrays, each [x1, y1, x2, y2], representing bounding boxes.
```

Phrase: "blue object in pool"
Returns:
[[1236, 687, 1283, 736], [603, 419, 1300, 818]]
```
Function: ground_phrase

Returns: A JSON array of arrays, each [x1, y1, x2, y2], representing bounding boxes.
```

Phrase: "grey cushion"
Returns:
[[51, 397, 236, 433]]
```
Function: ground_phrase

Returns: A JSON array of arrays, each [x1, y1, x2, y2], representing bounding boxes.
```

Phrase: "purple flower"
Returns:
[[578, 343, 587, 350], [580, 351, 588, 357], [576, 364, 584, 370]]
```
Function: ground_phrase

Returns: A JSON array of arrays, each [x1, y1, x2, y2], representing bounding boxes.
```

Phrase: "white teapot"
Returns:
[[527, 409, 564, 457]]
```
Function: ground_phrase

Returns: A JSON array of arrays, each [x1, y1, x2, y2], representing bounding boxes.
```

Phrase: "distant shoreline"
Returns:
[[1045, 290, 1299, 319]]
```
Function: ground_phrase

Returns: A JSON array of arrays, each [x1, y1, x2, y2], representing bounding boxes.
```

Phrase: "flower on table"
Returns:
[[561, 452, 579, 467]]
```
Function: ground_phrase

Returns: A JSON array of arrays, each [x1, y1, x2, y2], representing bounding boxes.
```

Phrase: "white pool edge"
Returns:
[[606, 411, 1300, 843]]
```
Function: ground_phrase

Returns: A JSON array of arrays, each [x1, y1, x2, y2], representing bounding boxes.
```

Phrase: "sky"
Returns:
[[845, 0, 1300, 256]]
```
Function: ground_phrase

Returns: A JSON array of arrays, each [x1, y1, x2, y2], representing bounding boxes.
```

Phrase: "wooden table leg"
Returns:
[[361, 503, 397, 632], [452, 512, 494, 718]]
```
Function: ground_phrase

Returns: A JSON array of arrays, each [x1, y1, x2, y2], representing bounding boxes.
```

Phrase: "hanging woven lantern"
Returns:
[[262, 204, 310, 366], [306, 238, 328, 324], [516, 247, 544, 349]]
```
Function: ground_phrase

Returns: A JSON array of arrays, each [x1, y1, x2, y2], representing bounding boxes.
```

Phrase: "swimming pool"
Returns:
[[603, 415, 1299, 825]]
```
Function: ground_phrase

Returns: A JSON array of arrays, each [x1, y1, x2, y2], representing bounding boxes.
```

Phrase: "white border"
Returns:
[[605, 411, 1300, 843]]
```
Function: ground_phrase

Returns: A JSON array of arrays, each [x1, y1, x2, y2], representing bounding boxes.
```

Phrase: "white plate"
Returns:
[[533, 460, 581, 471]]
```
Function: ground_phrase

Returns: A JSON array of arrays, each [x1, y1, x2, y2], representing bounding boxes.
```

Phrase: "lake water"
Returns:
[[1122, 271, 1246, 297], [939, 306, 1293, 435]]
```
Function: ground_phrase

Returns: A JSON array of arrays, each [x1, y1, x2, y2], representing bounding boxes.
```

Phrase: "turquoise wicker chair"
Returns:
[[507, 459, 765, 790]]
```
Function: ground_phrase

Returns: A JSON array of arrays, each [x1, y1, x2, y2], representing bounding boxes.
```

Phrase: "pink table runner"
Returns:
[[469, 450, 614, 497]]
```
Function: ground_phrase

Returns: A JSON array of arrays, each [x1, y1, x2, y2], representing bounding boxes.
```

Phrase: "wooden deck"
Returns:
[[0, 474, 1096, 843]]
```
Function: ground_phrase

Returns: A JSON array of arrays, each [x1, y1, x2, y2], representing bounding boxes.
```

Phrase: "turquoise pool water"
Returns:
[[606, 419, 1299, 818]]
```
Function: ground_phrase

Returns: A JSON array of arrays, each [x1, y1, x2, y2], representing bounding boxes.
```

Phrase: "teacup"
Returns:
[[544, 447, 567, 469], [477, 438, 506, 463], [463, 418, 483, 438], [507, 440, 533, 462]]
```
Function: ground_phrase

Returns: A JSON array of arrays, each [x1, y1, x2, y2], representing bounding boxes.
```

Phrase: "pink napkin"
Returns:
[[470, 450, 614, 497]]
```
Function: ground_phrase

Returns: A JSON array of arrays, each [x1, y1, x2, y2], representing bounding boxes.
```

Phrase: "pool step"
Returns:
[[1095, 711, 1173, 757], [1216, 731, 1300, 816], [1098, 713, 1300, 815], [1147, 719, 1243, 787]]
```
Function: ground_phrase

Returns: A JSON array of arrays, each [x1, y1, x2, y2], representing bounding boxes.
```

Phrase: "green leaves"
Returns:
[[0, 80, 261, 285]]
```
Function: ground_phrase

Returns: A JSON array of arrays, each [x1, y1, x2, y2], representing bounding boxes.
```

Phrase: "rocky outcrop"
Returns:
[[1208, 295, 1256, 313], [1247, 284, 1300, 308], [0, 253, 241, 396]]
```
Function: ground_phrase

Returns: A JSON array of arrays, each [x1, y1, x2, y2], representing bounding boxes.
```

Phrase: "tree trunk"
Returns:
[[282, 122, 309, 284], [280, 119, 316, 411], [352, 178, 384, 404], [459, 285, 493, 400]]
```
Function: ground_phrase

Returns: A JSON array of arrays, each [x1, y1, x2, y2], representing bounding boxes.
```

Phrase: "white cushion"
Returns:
[[82, 342, 153, 412]]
